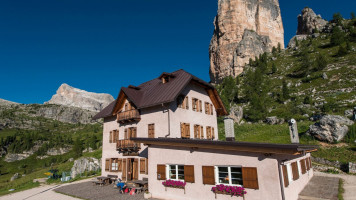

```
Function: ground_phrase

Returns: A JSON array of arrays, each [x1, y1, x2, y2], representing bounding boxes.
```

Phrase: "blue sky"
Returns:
[[0, 0, 355, 104]]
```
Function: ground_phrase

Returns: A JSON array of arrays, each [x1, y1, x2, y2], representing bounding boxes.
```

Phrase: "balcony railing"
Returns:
[[117, 139, 140, 153], [117, 109, 141, 123]]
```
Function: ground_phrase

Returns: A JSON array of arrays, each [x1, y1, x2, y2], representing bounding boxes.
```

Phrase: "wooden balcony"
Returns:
[[117, 109, 141, 124], [117, 139, 141, 153]]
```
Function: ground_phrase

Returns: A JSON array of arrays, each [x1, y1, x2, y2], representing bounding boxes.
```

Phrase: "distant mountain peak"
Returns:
[[45, 83, 114, 112], [0, 98, 19, 106]]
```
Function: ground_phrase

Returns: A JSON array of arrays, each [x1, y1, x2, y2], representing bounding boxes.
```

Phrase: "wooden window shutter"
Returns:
[[194, 125, 198, 138], [145, 158, 148, 175], [105, 159, 110, 171], [205, 102, 208, 114], [306, 158, 310, 171], [109, 158, 113, 172], [201, 126, 204, 139], [212, 127, 215, 139], [184, 165, 195, 183], [122, 159, 127, 181], [291, 162, 299, 180], [199, 100, 202, 112], [185, 123, 190, 138], [282, 165, 289, 187], [124, 129, 128, 139], [148, 124, 154, 138], [109, 131, 113, 143], [242, 167, 259, 189], [118, 159, 122, 172], [185, 97, 189, 109], [157, 164, 166, 180], [301, 159, 306, 174], [140, 158, 146, 174], [133, 127, 137, 138], [206, 127, 210, 139], [202, 166, 215, 185], [181, 123, 185, 138], [210, 104, 213, 115]]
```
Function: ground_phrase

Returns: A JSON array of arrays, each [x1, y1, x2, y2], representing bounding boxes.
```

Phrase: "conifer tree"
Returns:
[[330, 26, 345, 46], [272, 63, 277, 74], [315, 54, 327, 71]]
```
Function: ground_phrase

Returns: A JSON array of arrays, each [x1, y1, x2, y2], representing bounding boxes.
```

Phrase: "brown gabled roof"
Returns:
[[132, 137, 319, 155], [93, 69, 228, 120], [92, 100, 117, 120]]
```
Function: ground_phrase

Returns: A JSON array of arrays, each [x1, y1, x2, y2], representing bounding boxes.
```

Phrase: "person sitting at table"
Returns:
[[116, 179, 126, 193]]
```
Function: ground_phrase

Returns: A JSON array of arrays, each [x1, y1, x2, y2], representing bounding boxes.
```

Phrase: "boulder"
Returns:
[[71, 157, 101, 178], [228, 105, 243, 124], [307, 115, 354, 143], [345, 109, 353, 117], [265, 116, 284, 125], [10, 173, 19, 182], [287, 35, 308, 48]]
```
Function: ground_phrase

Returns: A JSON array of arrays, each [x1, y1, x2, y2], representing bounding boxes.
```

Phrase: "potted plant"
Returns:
[[144, 190, 152, 199]]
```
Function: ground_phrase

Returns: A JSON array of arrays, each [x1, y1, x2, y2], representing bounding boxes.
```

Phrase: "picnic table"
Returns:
[[93, 176, 110, 186], [133, 180, 148, 192]]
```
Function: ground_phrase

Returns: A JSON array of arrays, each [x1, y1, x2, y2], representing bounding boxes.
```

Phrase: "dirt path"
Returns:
[[314, 171, 356, 200], [0, 178, 93, 200]]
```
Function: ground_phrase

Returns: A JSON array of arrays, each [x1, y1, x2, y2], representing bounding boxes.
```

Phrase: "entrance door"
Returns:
[[126, 158, 139, 181]]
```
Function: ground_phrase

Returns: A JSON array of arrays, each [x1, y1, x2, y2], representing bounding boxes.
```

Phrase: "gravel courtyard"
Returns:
[[54, 181, 158, 200]]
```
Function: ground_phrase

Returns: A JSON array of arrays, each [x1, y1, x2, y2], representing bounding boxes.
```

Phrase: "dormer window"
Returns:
[[159, 72, 175, 84], [162, 76, 170, 84]]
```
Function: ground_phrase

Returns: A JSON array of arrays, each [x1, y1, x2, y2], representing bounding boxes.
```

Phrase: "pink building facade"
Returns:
[[94, 69, 317, 200]]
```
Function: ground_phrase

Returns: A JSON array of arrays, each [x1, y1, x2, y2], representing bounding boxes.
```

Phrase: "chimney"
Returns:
[[224, 117, 235, 141], [288, 118, 299, 143]]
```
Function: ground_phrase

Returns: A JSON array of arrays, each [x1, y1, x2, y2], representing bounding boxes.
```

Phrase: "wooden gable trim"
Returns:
[[112, 90, 128, 115], [206, 88, 228, 116]]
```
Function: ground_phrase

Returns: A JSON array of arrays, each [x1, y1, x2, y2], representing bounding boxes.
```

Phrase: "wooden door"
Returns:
[[122, 159, 127, 181], [127, 158, 132, 181], [133, 158, 138, 180]]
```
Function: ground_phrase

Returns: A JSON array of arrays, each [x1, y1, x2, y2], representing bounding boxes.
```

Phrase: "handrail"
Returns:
[[117, 139, 140, 149], [117, 109, 140, 122]]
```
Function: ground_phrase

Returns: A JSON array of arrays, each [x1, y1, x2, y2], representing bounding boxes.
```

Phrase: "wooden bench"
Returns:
[[107, 175, 118, 184], [92, 181, 105, 186]]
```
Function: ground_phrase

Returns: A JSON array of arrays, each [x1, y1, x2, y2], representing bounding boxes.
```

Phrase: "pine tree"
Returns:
[[337, 44, 348, 56], [351, 12, 356, 20], [272, 63, 277, 74], [277, 43, 281, 53], [272, 46, 277, 57], [330, 26, 345, 46], [294, 37, 299, 47], [73, 137, 83, 158], [333, 13, 343, 26], [315, 54, 327, 71], [282, 80, 290, 101]]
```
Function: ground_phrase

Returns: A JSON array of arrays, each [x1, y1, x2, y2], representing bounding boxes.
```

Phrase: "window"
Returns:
[[167, 164, 185, 181], [124, 127, 137, 139], [181, 123, 190, 138], [109, 130, 119, 143], [194, 125, 203, 139], [148, 124, 155, 138], [192, 98, 198, 111], [205, 102, 210, 114], [111, 158, 119, 172], [206, 126, 215, 139], [215, 166, 243, 186], [177, 95, 189, 110]]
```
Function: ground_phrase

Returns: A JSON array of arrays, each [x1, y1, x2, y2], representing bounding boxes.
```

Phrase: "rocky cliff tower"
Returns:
[[209, 0, 284, 83]]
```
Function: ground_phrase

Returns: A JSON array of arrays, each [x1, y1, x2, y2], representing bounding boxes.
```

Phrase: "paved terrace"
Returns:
[[54, 181, 160, 200]]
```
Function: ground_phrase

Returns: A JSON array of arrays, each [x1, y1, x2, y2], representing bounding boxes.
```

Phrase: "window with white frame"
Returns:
[[167, 164, 184, 181], [215, 166, 243, 185], [286, 163, 293, 183], [111, 159, 118, 171]]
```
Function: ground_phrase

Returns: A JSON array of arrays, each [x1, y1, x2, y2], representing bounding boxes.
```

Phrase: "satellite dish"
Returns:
[[290, 119, 296, 124]]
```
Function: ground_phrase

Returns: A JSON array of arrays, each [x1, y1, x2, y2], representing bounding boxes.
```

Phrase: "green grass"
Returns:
[[338, 179, 344, 200], [218, 121, 314, 144], [312, 146, 356, 163]]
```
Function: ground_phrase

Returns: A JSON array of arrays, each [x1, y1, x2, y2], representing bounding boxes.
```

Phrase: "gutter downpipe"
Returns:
[[164, 103, 171, 138], [278, 161, 286, 200]]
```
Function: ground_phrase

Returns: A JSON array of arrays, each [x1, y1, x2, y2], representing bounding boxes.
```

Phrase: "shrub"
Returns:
[[303, 96, 312, 105], [337, 45, 348, 56], [332, 13, 344, 26], [314, 54, 328, 71]]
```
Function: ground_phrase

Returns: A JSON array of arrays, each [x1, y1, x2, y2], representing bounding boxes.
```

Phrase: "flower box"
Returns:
[[212, 184, 246, 197], [162, 180, 186, 189]]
